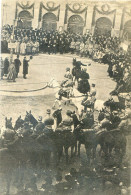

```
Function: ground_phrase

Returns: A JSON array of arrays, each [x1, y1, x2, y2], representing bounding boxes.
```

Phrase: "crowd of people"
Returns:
[[1, 24, 125, 57]]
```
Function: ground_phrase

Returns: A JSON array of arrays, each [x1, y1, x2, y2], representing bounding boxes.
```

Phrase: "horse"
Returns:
[[104, 98, 121, 112], [56, 125, 77, 164], [72, 58, 82, 82], [5, 117, 14, 130], [98, 110, 106, 123], [74, 124, 126, 166], [52, 109, 62, 128], [36, 130, 63, 167], [25, 111, 38, 129], [74, 124, 97, 164], [14, 115, 25, 130], [0, 132, 48, 193], [97, 128, 127, 165]]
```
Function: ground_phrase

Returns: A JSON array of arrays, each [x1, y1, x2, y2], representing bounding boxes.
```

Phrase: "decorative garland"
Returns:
[[92, 6, 116, 27], [17, 2, 34, 10], [64, 4, 88, 25], [15, 2, 34, 19], [120, 8, 131, 30], [39, 2, 60, 22], [67, 4, 87, 14], [95, 7, 116, 16]]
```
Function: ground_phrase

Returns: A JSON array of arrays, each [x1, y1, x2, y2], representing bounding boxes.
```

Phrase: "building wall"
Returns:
[[1, 0, 131, 36]]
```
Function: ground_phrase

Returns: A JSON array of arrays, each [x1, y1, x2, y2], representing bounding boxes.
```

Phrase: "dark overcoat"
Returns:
[[23, 59, 29, 75], [14, 59, 21, 73]]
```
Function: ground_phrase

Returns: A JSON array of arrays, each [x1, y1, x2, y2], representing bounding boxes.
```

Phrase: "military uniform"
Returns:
[[14, 56, 21, 77]]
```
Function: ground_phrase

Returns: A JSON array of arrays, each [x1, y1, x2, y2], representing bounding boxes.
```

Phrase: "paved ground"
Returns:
[[0, 53, 116, 127]]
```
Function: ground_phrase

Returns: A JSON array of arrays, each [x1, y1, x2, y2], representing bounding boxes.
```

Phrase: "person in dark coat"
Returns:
[[80, 68, 90, 79], [52, 107, 62, 127], [35, 116, 45, 134], [14, 55, 21, 78], [23, 56, 30, 79], [4, 57, 9, 75]]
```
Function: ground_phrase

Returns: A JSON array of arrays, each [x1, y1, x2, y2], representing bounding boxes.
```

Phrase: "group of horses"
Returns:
[[0, 58, 128, 194], [1, 110, 127, 167]]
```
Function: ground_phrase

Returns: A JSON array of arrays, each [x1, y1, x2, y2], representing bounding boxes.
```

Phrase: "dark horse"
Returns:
[[72, 58, 82, 81], [74, 125, 127, 166], [74, 125, 97, 164], [5, 117, 14, 130], [14, 115, 25, 130], [25, 111, 38, 129]]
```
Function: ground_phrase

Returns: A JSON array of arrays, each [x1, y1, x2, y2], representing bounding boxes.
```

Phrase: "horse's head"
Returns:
[[73, 58, 76, 65], [5, 117, 13, 129], [14, 116, 24, 130], [25, 111, 38, 128]]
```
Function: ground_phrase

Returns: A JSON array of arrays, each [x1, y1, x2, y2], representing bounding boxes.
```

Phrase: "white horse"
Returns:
[[48, 78, 105, 114]]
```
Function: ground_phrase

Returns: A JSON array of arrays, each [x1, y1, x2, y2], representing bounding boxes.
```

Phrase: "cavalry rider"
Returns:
[[77, 68, 90, 94], [110, 111, 121, 129], [80, 108, 94, 129], [35, 116, 45, 134], [52, 107, 62, 129], [80, 68, 90, 80], [62, 110, 74, 132], [90, 83, 96, 97], [43, 109, 54, 132], [100, 114, 112, 131], [72, 58, 87, 82], [64, 67, 73, 80]]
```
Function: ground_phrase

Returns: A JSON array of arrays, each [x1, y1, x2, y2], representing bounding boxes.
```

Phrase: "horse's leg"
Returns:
[[5, 172, 12, 195], [71, 146, 74, 158], [65, 147, 69, 164], [57, 148, 63, 166], [44, 151, 51, 169], [78, 142, 81, 157], [93, 145, 96, 161], [85, 146, 91, 165], [74, 142, 77, 155]]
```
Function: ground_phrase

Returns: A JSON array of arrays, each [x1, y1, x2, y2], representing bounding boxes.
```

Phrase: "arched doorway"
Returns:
[[67, 15, 84, 35], [42, 13, 57, 31], [94, 17, 112, 37], [18, 10, 32, 29], [123, 20, 131, 42]]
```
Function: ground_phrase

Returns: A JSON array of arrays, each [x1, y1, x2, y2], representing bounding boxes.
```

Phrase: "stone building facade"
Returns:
[[2, 0, 131, 41]]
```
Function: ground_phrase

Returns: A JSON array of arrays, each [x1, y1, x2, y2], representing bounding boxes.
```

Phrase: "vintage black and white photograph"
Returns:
[[0, 0, 131, 194]]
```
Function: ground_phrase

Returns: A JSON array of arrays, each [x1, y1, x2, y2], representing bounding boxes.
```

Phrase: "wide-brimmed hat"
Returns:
[[92, 83, 95, 87], [66, 67, 70, 71], [46, 109, 51, 114], [66, 110, 72, 116]]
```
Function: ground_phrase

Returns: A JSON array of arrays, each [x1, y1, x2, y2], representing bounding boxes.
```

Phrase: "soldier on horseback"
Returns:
[[43, 109, 54, 133], [62, 110, 74, 132], [35, 116, 45, 134]]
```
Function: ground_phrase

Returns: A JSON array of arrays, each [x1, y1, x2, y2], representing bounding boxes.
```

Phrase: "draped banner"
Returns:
[[15, 2, 34, 19], [120, 8, 131, 30], [64, 4, 88, 26], [92, 5, 116, 28], [39, 2, 60, 22]]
